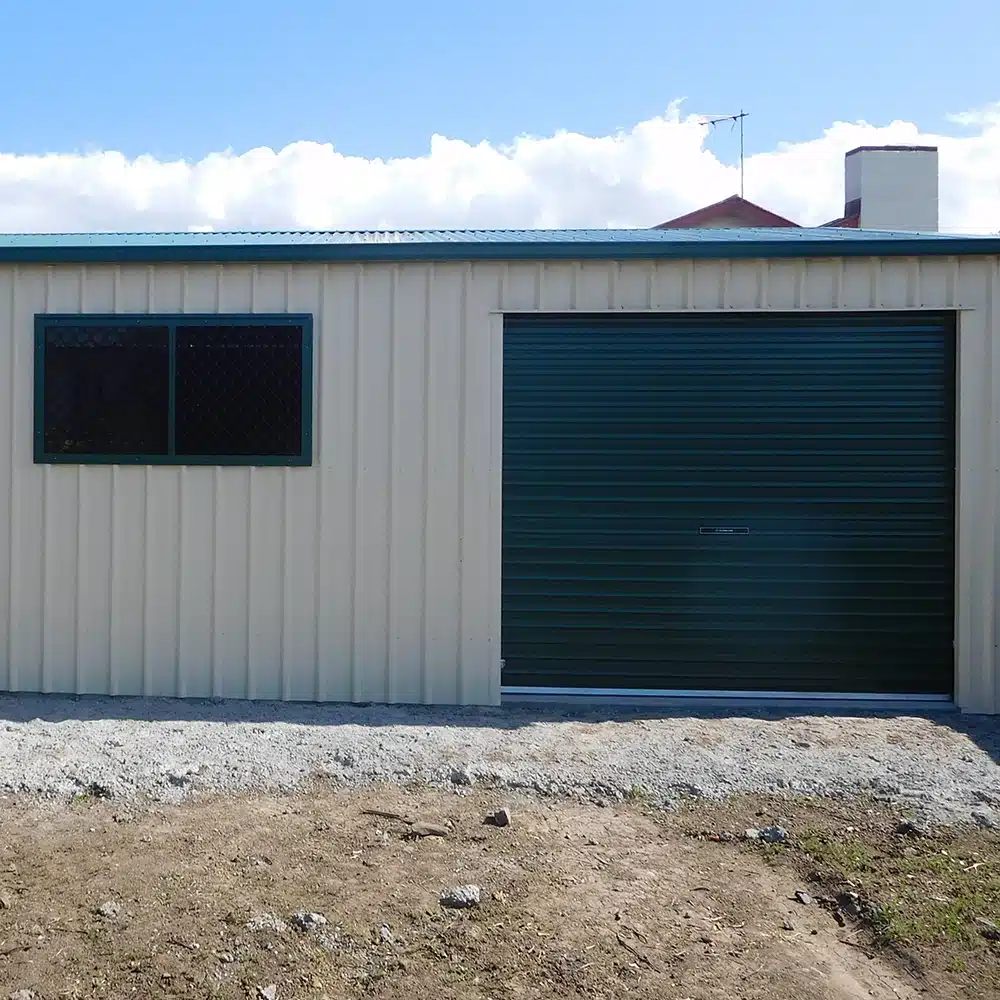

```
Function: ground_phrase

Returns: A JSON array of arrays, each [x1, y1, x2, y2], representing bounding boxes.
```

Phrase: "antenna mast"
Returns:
[[697, 110, 749, 198]]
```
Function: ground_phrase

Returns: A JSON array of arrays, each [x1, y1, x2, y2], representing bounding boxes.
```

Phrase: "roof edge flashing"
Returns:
[[0, 229, 997, 264]]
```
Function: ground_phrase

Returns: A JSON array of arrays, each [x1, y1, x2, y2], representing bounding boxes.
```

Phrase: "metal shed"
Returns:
[[0, 228, 998, 713]]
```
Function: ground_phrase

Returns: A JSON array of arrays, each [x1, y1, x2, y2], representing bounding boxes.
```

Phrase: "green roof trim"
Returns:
[[0, 228, 998, 264]]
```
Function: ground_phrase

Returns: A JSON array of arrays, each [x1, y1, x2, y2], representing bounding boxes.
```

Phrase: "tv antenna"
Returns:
[[696, 110, 748, 198]]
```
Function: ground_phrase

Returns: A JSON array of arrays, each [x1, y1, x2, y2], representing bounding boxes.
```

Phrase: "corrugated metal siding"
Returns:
[[502, 312, 955, 693], [0, 256, 997, 710], [0, 262, 498, 703]]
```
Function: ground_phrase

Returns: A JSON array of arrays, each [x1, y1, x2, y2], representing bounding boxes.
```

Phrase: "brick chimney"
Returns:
[[842, 145, 939, 232]]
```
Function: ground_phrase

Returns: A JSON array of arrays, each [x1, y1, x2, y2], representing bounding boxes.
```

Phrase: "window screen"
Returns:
[[35, 315, 312, 465]]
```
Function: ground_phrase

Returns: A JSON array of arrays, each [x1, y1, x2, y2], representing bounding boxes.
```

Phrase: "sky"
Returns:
[[0, 0, 998, 233]]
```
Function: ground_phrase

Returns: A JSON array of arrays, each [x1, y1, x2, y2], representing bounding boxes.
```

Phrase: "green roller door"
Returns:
[[502, 312, 955, 694]]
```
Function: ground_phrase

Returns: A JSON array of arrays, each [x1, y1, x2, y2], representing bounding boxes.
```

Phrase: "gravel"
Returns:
[[247, 912, 289, 934], [0, 694, 997, 825]]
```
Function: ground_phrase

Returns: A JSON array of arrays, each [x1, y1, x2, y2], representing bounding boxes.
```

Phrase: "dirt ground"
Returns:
[[0, 785, 996, 1000]]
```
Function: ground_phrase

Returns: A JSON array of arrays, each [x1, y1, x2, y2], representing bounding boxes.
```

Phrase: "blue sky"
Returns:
[[0, 0, 998, 233], [3, 0, 997, 161]]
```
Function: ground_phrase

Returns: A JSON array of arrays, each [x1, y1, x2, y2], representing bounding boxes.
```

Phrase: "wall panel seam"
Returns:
[[5, 267, 15, 690], [456, 264, 470, 702], [386, 266, 397, 702], [349, 266, 362, 701], [420, 266, 432, 702]]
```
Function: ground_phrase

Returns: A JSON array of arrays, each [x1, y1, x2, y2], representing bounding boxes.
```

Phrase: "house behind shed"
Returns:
[[0, 228, 999, 712]]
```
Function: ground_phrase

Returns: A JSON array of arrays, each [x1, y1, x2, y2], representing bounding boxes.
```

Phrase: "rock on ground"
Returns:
[[976, 917, 1000, 941], [743, 826, 787, 842], [409, 821, 450, 838], [290, 911, 327, 932], [758, 825, 788, 843], [972, 807, 998, 830], [441, 885, 481, 908], [896, 818, 933, 838], [491, 807, 512, 827]]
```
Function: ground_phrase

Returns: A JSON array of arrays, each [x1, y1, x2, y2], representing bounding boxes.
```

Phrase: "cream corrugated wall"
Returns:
[[0, 255, 997, 711], [0, 262, 498, 704]]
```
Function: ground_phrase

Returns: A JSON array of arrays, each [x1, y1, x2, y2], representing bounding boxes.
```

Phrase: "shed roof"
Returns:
[[0, 227, 997, 263]]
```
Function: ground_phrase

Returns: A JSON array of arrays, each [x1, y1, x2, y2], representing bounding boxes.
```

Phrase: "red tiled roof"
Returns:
[[819, 214, 861, 228], [655, 195, 801, 229]]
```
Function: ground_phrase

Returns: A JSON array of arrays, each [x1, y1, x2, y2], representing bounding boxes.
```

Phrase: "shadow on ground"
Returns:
[[0, 691, 996, 764]]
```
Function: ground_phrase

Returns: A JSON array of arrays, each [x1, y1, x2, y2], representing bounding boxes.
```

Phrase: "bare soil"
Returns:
[[0, 785, 996, 999]]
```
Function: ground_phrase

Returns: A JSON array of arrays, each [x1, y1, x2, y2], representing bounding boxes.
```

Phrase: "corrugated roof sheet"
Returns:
[[0, 227, 997, 263]]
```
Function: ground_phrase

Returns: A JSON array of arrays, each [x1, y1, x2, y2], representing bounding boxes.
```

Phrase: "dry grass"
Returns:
[[678, 795, 1000, 998]]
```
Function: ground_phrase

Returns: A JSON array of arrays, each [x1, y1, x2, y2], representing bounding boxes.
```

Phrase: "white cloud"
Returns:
[[1, 101, 998, 233]]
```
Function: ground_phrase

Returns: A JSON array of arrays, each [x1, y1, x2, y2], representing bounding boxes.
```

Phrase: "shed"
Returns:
[[0, 228, 999, 712]]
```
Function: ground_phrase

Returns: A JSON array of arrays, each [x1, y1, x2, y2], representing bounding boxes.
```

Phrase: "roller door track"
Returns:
[[501, 312, 956, 696]]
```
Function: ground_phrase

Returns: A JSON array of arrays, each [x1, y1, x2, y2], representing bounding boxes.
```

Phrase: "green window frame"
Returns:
[[34, 313, 313, 466]]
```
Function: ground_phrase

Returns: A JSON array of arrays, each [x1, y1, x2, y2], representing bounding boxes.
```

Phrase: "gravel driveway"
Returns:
[[0, 694, 997, 826]]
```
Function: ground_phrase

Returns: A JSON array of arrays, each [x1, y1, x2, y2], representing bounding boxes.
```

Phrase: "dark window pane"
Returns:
[[175, 325, 304, 457], [43, 324, 169, 455]]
